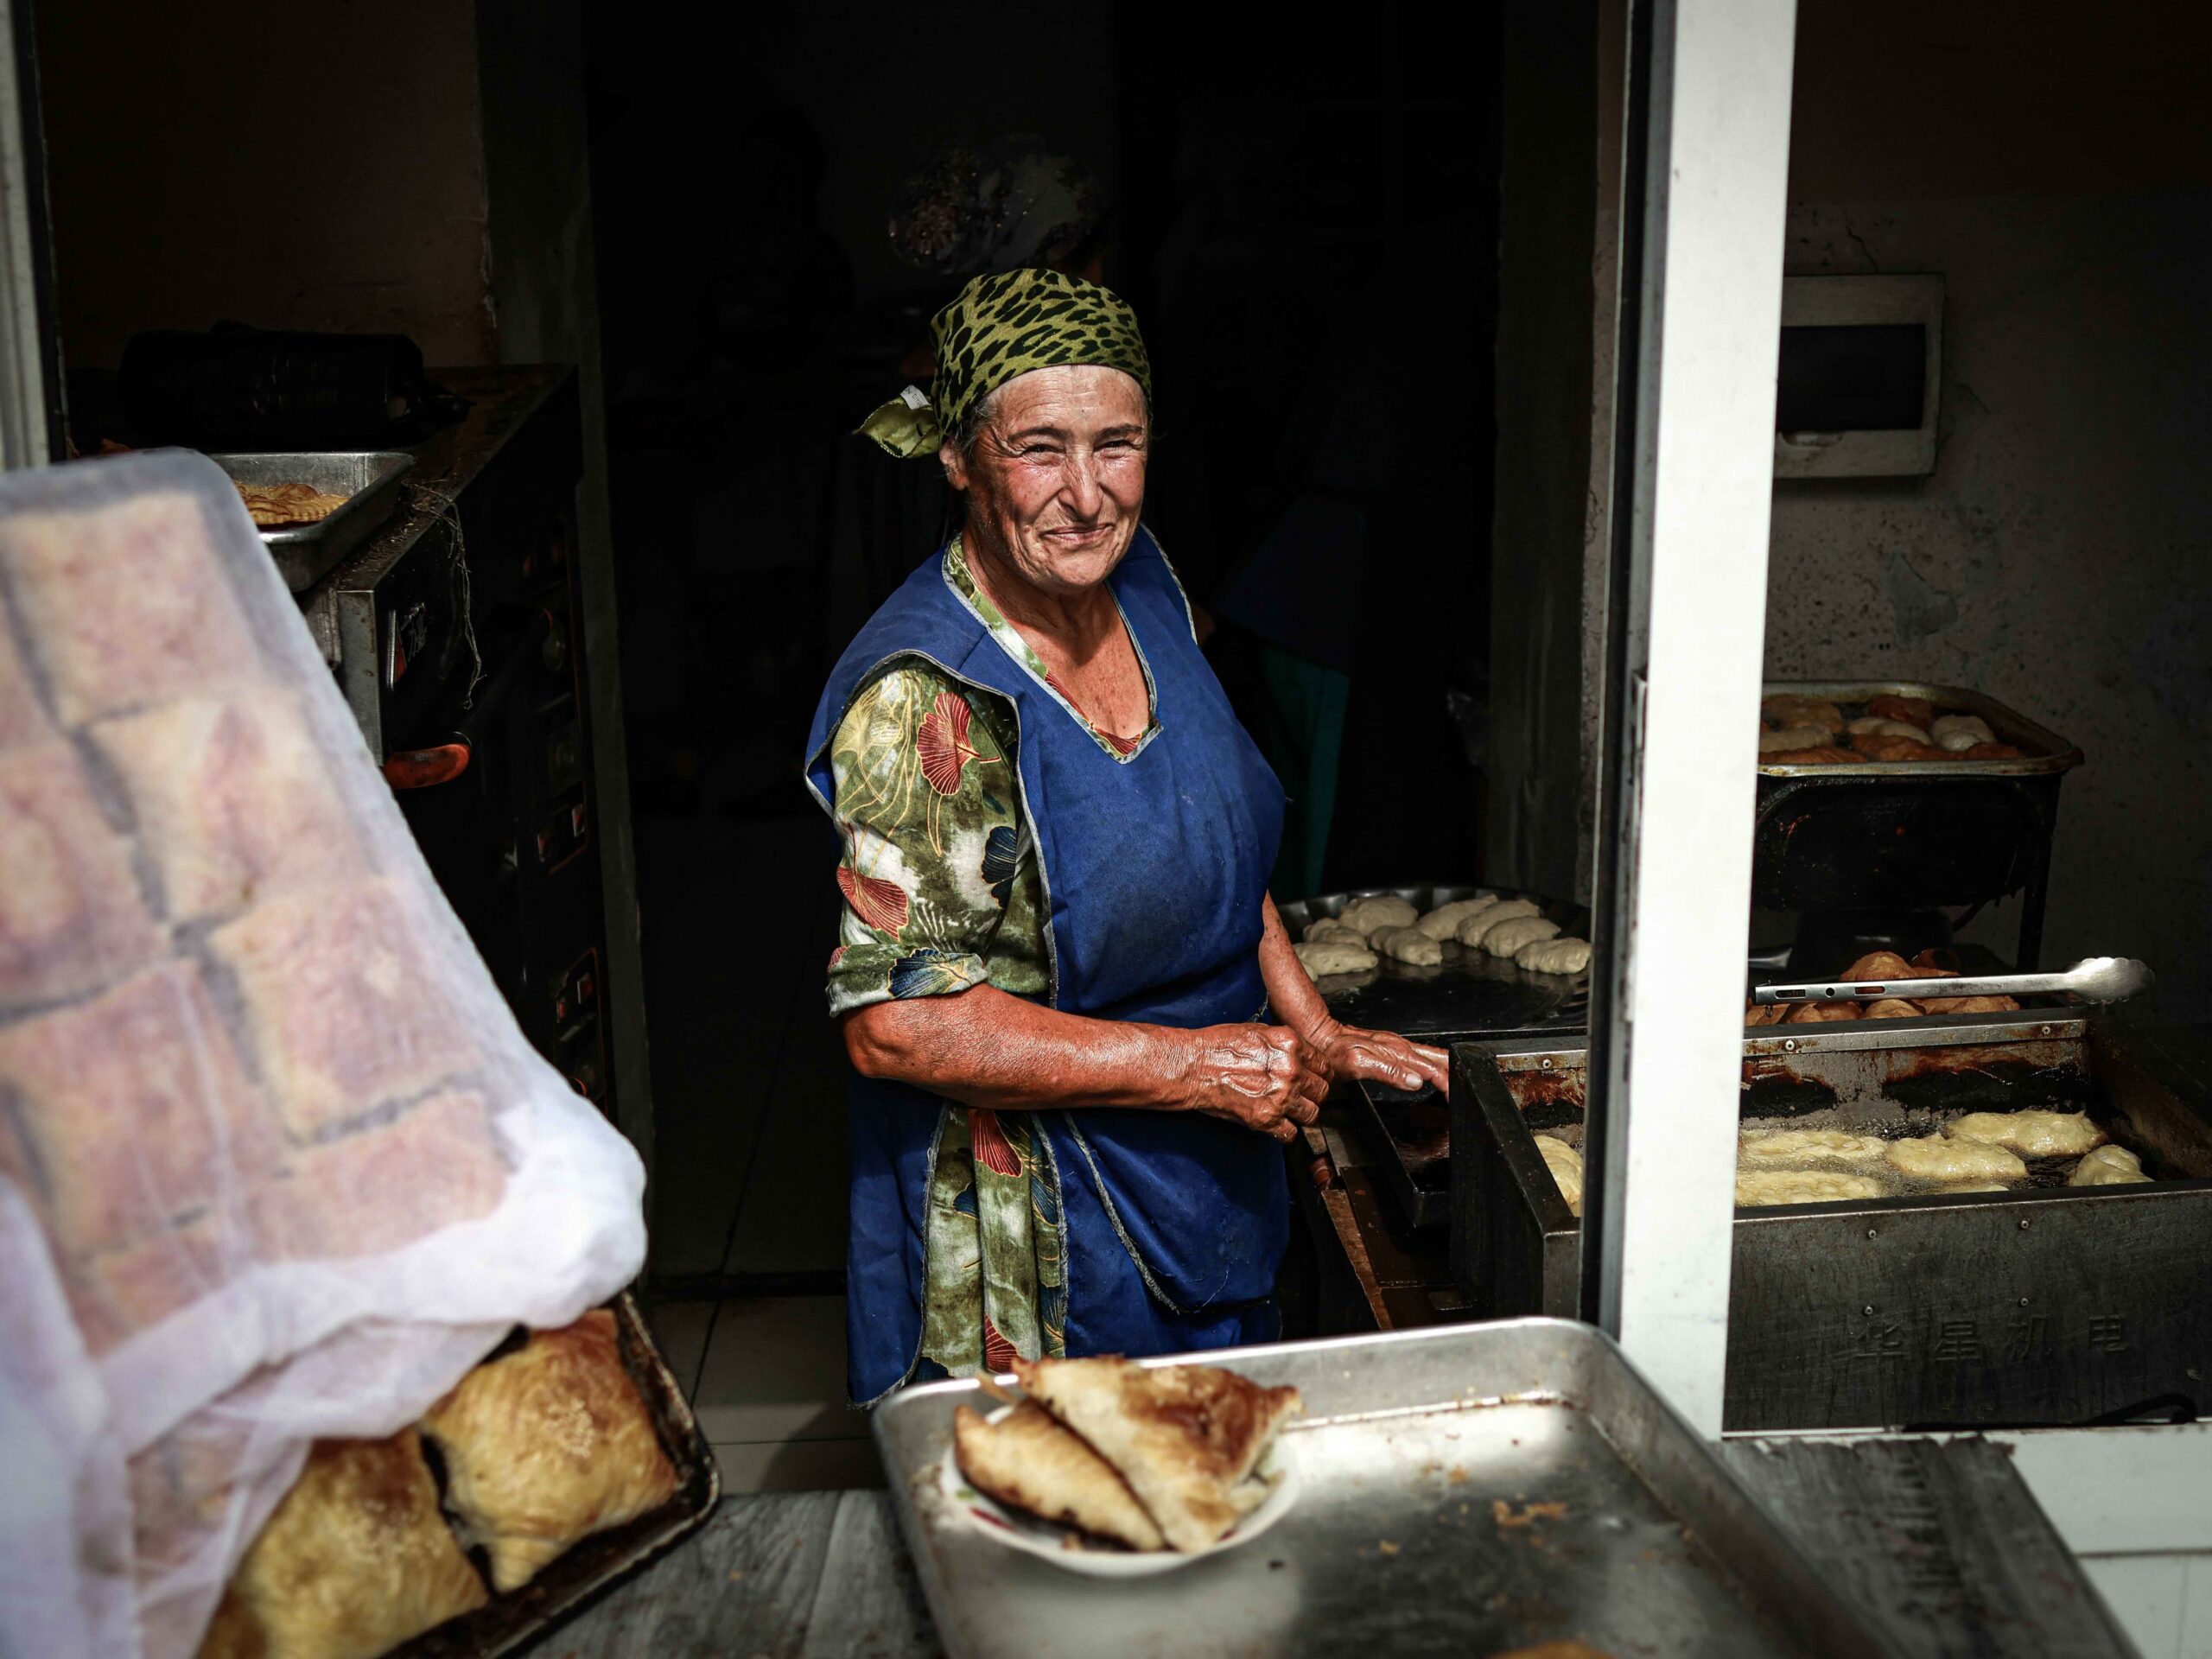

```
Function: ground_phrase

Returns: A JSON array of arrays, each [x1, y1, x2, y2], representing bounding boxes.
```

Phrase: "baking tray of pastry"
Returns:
[[1275, 885, 1591, 1039], [1757, 680, 2081, 778], [392, 1293, 721, 1659], [873, 1320, 1887, 1658], [206, 450, 416, 592]]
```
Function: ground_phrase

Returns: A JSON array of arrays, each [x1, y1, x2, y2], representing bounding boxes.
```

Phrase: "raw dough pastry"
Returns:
[[1415, 895, 1499, 941], [1372, 925, 1443, 966], [1457, 898, 1540, 944], [1294, 939, 1378, 977], [421, 1309, 681, 1592], [1846, 715, 1934, 743], [1930, 715, 1995, 751], [208, 879, 478, 1141], [2069, 1145, 2151, 1186], [1866, 694, 1935, 727], [1516, 936, 1592, 976], [954, 1400, 1166, 1550], [1885, 1135, 2027, 1184], [0, 491, 263, 727], [1735, 1169, 1885, 1206], [197, 1428, 488, 1659], [1761, 695, 1845, 734], [1760, 723, 1834, 753], [1533, 1135, 1583, 1215], [1336, 894, 1417, 936], [1481, 916, 1560, 959], [1738, 1128, 1890, 1166], [0, 742, 160, 1008], [1302, 915, 1364, 944], [252, 1088, 510, 1261], [0, 963, 270, 1257], [1782, 1001, 1861, 1024], [1012, 1355, 1303, 1554], [92, 692, 361, 924], [1946, 1109, 2105, 1159]]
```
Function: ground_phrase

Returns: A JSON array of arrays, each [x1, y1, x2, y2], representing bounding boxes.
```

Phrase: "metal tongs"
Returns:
[[1751, 956, 2155, 1007]]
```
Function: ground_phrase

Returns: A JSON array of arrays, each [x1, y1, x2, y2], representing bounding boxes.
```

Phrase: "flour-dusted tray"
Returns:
[[206, 449, 415, 591], [873, 1321, 1891, 1659]]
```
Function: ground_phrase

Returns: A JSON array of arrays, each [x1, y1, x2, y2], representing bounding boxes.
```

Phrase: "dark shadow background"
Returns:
[[582, 10, 1503, 1279]]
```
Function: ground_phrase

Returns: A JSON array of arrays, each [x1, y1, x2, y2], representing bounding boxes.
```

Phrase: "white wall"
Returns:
[[1763, 191, 2212, 1019]]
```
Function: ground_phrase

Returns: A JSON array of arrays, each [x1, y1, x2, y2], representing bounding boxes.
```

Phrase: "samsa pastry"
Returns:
[[1866, 694, 1935, 727], [1759, 723, 1834, 753], [1736, 1169, 1885, 1206], [420, 1309, 679, 1592], [1885, 1135, 2026, 1184], [253, 1088, 509, 1262], [1335, 894, 1417, 935], [1738, 1128, 1889, 1166], [1480, 915, 1560, 959], [1302, 915, 1365, 945], [1293, 938, 1377, 977], [1761, 695, 1845, 734], [1415, 895, 1498, 941], [1761, 746, 1858, 766], [196, 1429, 487, 1659], [1516, 936, 1592, 976], [953, 1400, 1166, 1550], [0, 611, 52, 750], [1371, 925, 1442, 966], [0, 743, 159, 1009], [1947, 1109, 2105, 1159], [1783, 1000, 1861, 1024]]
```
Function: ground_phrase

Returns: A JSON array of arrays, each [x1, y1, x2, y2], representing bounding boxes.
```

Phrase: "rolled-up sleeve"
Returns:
[[824, 664, 1023, 1017]]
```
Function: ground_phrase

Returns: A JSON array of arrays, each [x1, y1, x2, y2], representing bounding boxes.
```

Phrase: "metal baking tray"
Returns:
[[874, 1320, 1889, 1658], [1451, 1014, 2212, 1431], [394, 1292, 721, 1659], [1758, 680, 2082, 779], [207, 450, 416, 592], [1278, 884, 1590, 1039]]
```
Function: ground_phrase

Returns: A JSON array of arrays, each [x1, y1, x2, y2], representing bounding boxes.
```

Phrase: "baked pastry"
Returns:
[[420, 1309, 680, 1592], [1516, 936, 1592, 975], [1744, 1001, 1785, 1027], [1759, 723, 1834, 753], [1958, 741, 2025, 760], [1533, 1135, 1583, 1215], [1372, 925, 1442, 966], [1293, 938, 1377, 977], [1739, 1128, 1889, 1166], [1735, 1169, 1885, 1206], [234, 480, 349, 527], [1760, 746, 1857, 766], [1415, 895, 1499, 941], [1012, 1356, 1303, 1553], [1481, 915, 1560, 959], [1946, 1109, 2105, 1159], [0, 742, 160, 1008], [91, 692, 360, 924], [1840, 950, 1919, 983], [1866, 694, 1935, 727], [953, 1400, 1166, 1550], [0, 608, 51, 750], [0, 963, 270, 1258], [1885, 1135, 2026, 1184], [1851, 731, 1950, 763], [253, 1088, 509, 1261], [1458, 898, 1541, 944], [61, 1209, 236, 1357], [207, 880, 476, 1141], [1761, 695, 1844, 734], [1846, 715, 1934, 743], [1783, 1001, 1860, 1024], [0, 491, 261, 727], [196, 1428, 488, 1659], [1865, 999, 1923, 1019], [1335, 894, 1417, 935], [1916, 991, 2020, 1014], [2069, 1145, 2151, 1186], [1929, 714, 1996, 750]]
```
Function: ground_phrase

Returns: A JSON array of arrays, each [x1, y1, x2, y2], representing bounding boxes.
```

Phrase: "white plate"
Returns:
[[938, 1407, 1300, 1577]]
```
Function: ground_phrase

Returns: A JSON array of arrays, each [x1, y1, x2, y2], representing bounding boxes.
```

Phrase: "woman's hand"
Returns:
[[1299, 1014, 1451, 1096], [1173, 1024, 1332, 1144]]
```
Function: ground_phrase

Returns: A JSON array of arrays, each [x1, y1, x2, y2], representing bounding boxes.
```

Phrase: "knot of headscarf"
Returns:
[[857, 268, 1152, 459]]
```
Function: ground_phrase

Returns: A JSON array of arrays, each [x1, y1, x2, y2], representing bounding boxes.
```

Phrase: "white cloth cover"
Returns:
[[0, 451, 646, 1659]]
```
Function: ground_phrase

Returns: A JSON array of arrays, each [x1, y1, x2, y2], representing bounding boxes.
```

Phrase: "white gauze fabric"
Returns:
[[0, 451, 645, 1659]]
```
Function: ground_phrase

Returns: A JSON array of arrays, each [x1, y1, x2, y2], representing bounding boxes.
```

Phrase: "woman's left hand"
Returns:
[[1298, 1014, 1451, 1096]]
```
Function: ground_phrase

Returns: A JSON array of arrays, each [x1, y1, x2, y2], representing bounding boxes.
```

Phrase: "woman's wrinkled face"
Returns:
[[942, 365, 1148, 596]]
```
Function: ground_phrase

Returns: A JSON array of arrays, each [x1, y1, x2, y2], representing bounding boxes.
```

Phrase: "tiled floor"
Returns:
[[649, 1294, 885, 1494]]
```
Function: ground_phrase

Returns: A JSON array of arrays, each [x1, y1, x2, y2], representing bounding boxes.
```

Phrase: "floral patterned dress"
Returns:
[[824, 537, 1159, 1377]]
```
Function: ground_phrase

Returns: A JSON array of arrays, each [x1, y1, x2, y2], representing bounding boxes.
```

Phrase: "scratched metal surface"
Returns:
[[874, 1321, 1887, 1659], [1451, 1019, 2212, 1432]]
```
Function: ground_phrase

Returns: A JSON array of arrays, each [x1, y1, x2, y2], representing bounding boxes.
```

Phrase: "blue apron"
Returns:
[[804, 530, 1289, 1402]]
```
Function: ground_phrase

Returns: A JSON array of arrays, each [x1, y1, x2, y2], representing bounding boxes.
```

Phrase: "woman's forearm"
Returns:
[[842, 985, 1189, 1112], [1257, 893, 1331, 1040]]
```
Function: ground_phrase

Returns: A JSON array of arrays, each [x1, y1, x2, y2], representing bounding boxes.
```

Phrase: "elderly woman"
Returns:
[[806, 270, 1447, 1402]]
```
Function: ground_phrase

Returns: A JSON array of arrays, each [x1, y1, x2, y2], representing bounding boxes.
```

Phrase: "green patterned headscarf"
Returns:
[[857, 268, 1152, 459]]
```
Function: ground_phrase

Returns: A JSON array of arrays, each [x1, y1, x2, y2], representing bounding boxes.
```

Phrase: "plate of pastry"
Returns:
[[942, 1355, 1302, 1576]]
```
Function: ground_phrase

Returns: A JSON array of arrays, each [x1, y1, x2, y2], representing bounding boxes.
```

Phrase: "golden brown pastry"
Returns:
[[196, 1429, 488, 1659], [419, 1310, 679, 1592], [0, 963, 271, 1256], [1866, 694, 1935, 727], [1959, 741, 2025, 760], [953, 1400, 1166, 1550], [0, 743, 160, 1008], [207, 880, 476, 1140], [1760, 694, 1845, 734], [1916, 991, 2020, 1014], [1744, 1001, 1786, 1027], [0, 492, 262, 727], [91, 693, 361, 924], [1760, 746, 1858, 766], [1851, 731, 1951, 763], [1012, 1355, 1302, 1553], [234, 480, 349, 526], [1864, 998, 1923, 1019], [61, 1211, 238, 1356], [1840, 950, 1919, 982], [1783, 1000, 1861, 1024], [252, 1088, 509, 1261]]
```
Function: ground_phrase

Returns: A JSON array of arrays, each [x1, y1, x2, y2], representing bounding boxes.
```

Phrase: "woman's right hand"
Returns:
[[1171, 1024, 1331, 1143]]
